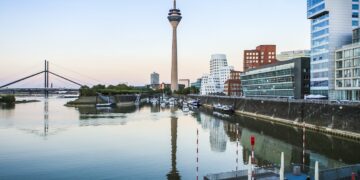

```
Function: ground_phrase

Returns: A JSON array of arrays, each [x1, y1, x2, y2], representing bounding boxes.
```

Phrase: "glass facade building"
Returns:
[[241, 58, 310, 99], [307, 0, 358, 99]]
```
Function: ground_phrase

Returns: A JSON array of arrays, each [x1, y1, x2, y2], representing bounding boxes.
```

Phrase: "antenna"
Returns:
[[173, 0, 176, 9]]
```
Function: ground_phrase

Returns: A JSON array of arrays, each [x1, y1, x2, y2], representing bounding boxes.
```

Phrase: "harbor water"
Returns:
[[0, 97, 359, 179]]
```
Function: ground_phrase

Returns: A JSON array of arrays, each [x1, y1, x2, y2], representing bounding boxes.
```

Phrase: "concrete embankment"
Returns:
[[66, 95, 141, 107], [189, 95, 360, 140]]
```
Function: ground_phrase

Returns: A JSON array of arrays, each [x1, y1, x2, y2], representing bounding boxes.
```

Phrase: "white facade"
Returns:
[[200, 54, 233, 95], [334, 42, 360, 101], [276, 50, 311, 61], [307, 0, 359, 99]]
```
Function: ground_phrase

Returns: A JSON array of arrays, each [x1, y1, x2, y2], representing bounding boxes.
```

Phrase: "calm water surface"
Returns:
[[0, 97, 359, 179]]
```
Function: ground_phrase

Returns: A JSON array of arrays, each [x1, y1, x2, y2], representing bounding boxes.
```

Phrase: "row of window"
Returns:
[[312, 36, 329, 47], [243, 83, 294, 91], [242, 69, 294, 81], [336, 68, 360, 78], [242, 76, 294, 86], [244, 90, 294, 97], [312, 28, 329, 38], [312, 53, 328, 62], [312, 20, 329, 31], [311, 62, 328, 70], [336, 79, 360, 88], [336, 48, 360, 59], [246, 60, 272, 64], [312, 71, 328, 78], [308, 0, 324, 8], [311, 80, 328, 87], [312, 44, 329, 54], [308, 3, 325, 17], [336, 58, 360, 68]]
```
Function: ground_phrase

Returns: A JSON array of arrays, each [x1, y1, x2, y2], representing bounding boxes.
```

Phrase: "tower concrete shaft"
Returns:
[[168, 0, 182, 92]]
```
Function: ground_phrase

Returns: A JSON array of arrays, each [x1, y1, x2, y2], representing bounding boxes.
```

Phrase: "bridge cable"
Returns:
[[50, 62, 103, 85], [0, 71, 44, 89], [48, 71, 82, 87]]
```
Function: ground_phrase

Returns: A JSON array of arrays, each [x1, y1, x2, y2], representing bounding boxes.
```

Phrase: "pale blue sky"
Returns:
[[0, 0, 310, 87]]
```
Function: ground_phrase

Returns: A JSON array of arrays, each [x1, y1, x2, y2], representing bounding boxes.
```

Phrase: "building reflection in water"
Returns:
[[151, 104, 160, 113], [167, 116, 181, 180], [199, 113, 228, 152]]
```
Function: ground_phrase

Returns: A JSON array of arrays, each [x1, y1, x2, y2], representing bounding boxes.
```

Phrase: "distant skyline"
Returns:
[[0, 0, 310, 88]]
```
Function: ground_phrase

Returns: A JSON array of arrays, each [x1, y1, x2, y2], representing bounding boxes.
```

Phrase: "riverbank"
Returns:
[[66, 95, 140, 107], [189, 95, 360, 141]]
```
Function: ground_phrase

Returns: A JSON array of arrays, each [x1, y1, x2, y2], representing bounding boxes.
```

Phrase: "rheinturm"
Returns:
[[168, 0, 182, 92]]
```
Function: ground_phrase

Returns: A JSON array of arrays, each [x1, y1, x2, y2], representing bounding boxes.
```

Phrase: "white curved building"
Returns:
[[201, 54, 233, 95]]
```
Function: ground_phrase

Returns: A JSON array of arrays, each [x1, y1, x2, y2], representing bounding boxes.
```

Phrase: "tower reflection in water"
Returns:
[[44, 99, 49, 137], [167, 116, 180, 180]]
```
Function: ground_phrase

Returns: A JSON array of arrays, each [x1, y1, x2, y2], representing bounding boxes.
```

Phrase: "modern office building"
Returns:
[[151, 72, 160, 85], [241, 58, 310, 99], [244, 45, 277, 71], [168, 0, 182, 92], [178, 79, 190, 88], [224, 70, 242, 96], [277, 50, 311, 61], [191, 78, 202, 89], [334, 29, 360, 101], [200, 54, 234, 95], [307, 0, 359, 99]]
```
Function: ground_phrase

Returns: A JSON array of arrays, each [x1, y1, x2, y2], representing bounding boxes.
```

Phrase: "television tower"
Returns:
[[168, 0, 182, 92]]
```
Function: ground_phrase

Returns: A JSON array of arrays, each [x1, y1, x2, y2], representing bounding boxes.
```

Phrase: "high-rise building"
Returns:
[[276, 50, 311, 61], [150, 72, 160, 85], [244, 45, 277, 71], [200, 54, 234, 95], [307, 0, 359, 98], [168, 0, 182, 92]]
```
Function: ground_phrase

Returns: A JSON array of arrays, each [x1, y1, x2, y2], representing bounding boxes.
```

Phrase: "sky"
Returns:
[[0, 0, 310, 88]]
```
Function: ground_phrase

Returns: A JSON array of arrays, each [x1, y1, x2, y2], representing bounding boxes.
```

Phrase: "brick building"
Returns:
[[224, 70, 242, 96], [244, 45, 277, 71]]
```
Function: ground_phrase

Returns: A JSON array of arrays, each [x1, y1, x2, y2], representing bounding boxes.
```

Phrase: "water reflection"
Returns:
[[44, 99, 49, 137], [197, 108, 360, 169], [167, 116, 181, 180], [1, 98, 360, 179]]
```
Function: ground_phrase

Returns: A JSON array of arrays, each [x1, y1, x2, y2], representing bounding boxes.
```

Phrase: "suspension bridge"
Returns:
[[0, 60, 98, 95]]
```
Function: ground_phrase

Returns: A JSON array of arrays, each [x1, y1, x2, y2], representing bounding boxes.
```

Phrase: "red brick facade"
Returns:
[[224, 70, 242, 96], [244, 45, 277, 71]]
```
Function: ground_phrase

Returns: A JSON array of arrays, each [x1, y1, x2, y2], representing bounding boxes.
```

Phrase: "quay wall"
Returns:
[[189, 95, 360, 135]]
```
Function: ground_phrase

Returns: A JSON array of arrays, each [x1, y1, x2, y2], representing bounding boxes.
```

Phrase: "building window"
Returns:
[[353, 4, 359, 10], [336, 80, 343, 88], [344, 59, 353, 68], [336, 51, 343, 59], [336, 70, 343, 78], [345, 79, 352, 87], [353, 21, 359, 27], [353, 12, 359, 18], [355, 58, 360, 66], [344, 69, 352, 77], [336, 61, 343, 69], [354, 68, 360, 77]]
